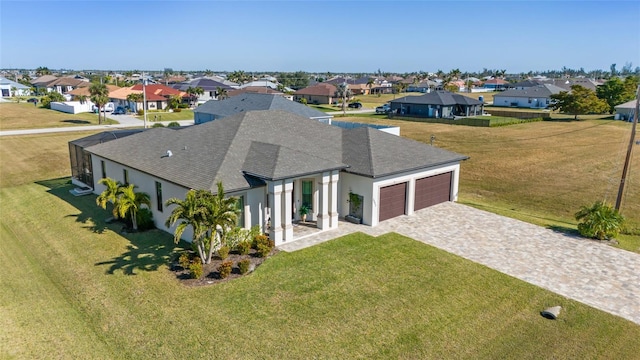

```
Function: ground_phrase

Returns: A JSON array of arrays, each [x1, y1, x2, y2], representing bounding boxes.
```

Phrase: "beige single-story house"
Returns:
[[70, 110, 467, 246]]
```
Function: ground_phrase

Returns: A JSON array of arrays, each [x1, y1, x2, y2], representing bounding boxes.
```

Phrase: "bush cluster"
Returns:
[[253, 234, 274, 258], [167, 121, 181, 127], [238, 259, 251, 274], [218, 261, 233, 279], [136, 208, 155, 231], [218, 245, 230, 260], [178, 252, 191, 269], [189, 257, 203, 279], [236, 240, 251, 255]]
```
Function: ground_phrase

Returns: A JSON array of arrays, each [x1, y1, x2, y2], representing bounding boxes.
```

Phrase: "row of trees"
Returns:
[[550, 76, 638, 119]]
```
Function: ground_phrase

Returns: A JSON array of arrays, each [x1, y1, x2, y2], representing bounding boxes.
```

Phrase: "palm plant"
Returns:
[[126, 92, 144, 113], [96, 177, 122, 219], [366, 78, 375, 95], [76, 94, 88, 104], [114, 184, 151, 231], [168, 94, 182, 109], [575, 201, 625, 240], [186, 86, 204, 107], [89, 83, 109, 124], [334, 82, 352, 115], [202, 182, 238, 264], [216, 87, 228, 100], [165, 190, 209, 262]]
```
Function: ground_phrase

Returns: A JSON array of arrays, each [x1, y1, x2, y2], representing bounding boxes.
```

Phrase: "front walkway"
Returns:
[[278, 202, 640, 325]]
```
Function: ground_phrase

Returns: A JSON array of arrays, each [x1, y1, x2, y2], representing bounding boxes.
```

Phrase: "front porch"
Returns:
[[266, 170, 341, 246]]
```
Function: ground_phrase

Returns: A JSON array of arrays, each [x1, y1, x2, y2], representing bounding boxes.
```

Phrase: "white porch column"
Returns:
[[406, 178, 416, 216], [317, 172, 330, 230], [329, 170, 339, 229], [282, 179, 293, 242], [268, 180, 283, 244]]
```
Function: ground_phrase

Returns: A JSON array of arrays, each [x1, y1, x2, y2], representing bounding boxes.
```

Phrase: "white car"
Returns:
[[376, 104, 391, 114]]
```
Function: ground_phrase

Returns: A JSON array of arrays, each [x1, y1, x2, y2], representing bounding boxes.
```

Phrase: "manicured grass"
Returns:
[[354, 92, 423, 108], [1, 179, 639, 359], [0, 131, 101, 188], [338, 117, 640, 251], [134, 109, 194, 121], [0, 102, 116, 130]]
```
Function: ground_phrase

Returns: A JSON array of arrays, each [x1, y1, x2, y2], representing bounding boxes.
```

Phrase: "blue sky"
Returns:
[[1, 1, 638, 73]]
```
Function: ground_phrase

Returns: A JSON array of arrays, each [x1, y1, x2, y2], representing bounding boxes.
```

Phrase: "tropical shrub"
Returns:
[[152, 123, 165, 128], [167, 121, 180, 127], [173, 108, 182, 112], [256, 243, 272, 258], [218, 261, 233, 279], [136, 208, 155, 231], [252, 234, 270, 250], [40, 92, 65, 108], [238, 259, 251, 274], [137, 109, 144, 116], [218, 245, 230, 260], [575, 201, 625, 240], [189, 259, 203, 279], [236, 240, 251, 255], [179, 252, 191, 269]]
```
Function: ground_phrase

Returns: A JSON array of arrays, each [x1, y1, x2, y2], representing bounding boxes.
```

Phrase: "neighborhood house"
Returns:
[[70, 110, 467, 246]]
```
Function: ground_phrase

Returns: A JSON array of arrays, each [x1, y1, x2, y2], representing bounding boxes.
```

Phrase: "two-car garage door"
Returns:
[[378, 172, 452, 222]]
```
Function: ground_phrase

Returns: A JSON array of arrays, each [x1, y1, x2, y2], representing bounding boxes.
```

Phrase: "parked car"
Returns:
[[376, 104, 391, 114], [348, 102, 362, 109], [27, 98, 38, 103], [92, 102, 115, 113], [112, 107, 126, 115]]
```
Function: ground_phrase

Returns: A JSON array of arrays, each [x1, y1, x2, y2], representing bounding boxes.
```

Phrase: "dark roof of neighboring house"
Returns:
[[507, 79, 541, 88], [538, 78, 600, 92], [390, 91, 483, 106], [70, 129, 145, 148], [494, 84, 565, 98], [172, 78, 232, 91], [194, 93, 329, 119], [294, 83, 337, 96], [85, 110, 466, 192]]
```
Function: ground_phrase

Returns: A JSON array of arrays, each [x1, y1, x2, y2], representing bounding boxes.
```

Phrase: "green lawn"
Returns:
[[135, 109, 194, 121], [1, 179, 639, 359], [0, 102, 116, 130]]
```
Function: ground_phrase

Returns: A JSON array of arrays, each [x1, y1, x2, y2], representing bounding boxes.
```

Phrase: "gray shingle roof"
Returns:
[[172, 78, 232, 91], [85, 110, 467, 192], [390, 91, 483, 106], [495, 84, 564, 98], [194, 93, 329, 119]]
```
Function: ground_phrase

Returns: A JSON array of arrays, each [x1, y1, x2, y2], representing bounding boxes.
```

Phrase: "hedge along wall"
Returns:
[[389, 115, 544, 127], [484, 109, 552, 120]]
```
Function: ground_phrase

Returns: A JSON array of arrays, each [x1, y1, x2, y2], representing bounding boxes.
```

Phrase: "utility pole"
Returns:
[[615, 85, 640, 211], [143, 72, 148, 129]]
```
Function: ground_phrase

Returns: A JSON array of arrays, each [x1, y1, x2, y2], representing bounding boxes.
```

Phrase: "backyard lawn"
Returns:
[[134, 109, 194, 121], [1, 178, 639, 359], [0, 102, 116, 130]]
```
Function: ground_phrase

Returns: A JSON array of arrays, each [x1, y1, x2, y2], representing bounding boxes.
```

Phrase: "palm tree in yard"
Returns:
[[96, 177, 122, 219], [114, 184, 151, 231], [89, 83, 109, 124], [201, 182, 238, 264], [165, 189, 209, 263], [334, 82, 352, 115], [76, 95, 88, 104], [366, 78, 375, 95], [126, 93, 143, 113], [216, 86, 228, 100], [186, 86, 204, 107]]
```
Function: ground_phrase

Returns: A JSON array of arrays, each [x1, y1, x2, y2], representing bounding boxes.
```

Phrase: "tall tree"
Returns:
[[35, 66, 51, 76], [550, 85, 608, 120], [334, 82, 352, 115], [202, 182, 239, 264], [126, 92, 144, 112], [114, 184, 151, 231], [168, 94, 182, 109], [449, 68, 461, 80], [89, 83, 109, 124], [366, 78, 375, 95], [186, 86, 204, 107], [227, 70, 248, 84], [596, 77, 637, 113]]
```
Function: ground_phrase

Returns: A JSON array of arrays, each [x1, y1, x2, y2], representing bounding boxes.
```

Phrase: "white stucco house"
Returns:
[[0, 76, 30, 97], [493, 84, 565, 109], [70, 110, 467, 246]]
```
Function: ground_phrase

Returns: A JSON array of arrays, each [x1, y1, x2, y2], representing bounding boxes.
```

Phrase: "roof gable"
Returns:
[[390, 91, 482, 106], [194, 93, 329, 119]]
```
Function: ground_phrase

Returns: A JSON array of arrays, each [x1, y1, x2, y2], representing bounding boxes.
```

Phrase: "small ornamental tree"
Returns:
[[550, 85, 608, 120], [575, 201, 625, 240]]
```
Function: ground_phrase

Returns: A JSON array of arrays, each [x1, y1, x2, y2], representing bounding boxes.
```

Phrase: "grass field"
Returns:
[[0, 103, 116, 130], [338, 117, 640, 252], [134, 109, 194, 121], [1, 178, 639, 359]]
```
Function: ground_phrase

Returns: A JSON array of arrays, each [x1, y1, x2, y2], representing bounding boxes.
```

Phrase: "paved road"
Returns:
[[280, 202, 640, 325], [327, 108, 375, 115], [0, 113, 195, 137]]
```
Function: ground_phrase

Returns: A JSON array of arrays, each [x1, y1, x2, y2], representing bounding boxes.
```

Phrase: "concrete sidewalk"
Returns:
[[0, 117, 195, 136]]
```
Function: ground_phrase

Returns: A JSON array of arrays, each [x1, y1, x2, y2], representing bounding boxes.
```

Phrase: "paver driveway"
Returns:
[[279, 202, 640, 325]]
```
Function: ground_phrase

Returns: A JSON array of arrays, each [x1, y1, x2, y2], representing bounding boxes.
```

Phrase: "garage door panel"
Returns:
[[414, 172, 452, 211], [379, 182, 407, 222]]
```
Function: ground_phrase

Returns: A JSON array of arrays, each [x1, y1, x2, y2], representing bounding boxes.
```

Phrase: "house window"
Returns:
[[302, 180, 313, 210], [236, 196, 245, 228], [155, 181, 163, 212], [546, 99, 550, 105], [101, 160, 106, 179], [528, 98, 532, 103], [123, 169, 129, 185]]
